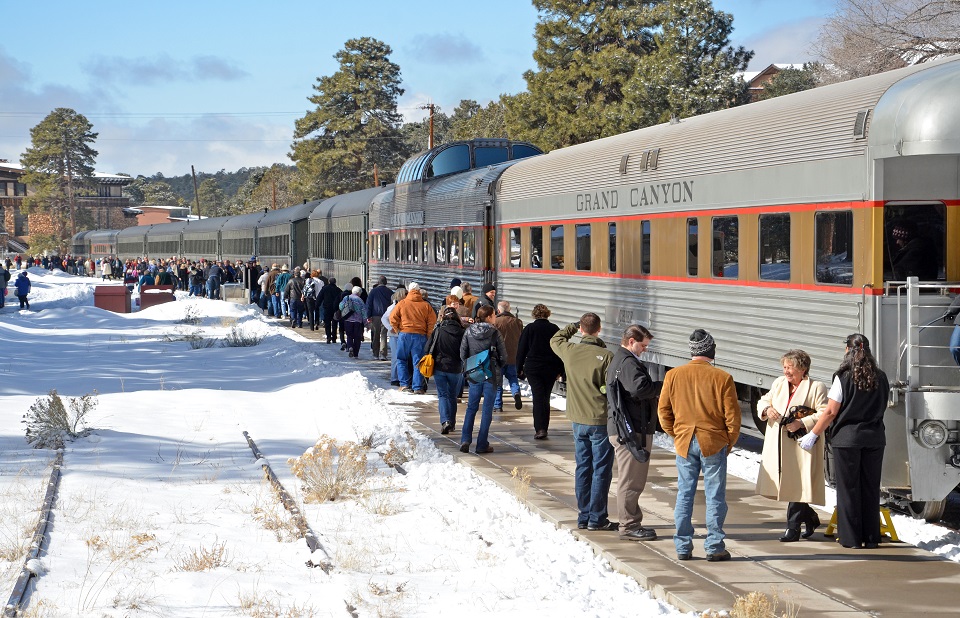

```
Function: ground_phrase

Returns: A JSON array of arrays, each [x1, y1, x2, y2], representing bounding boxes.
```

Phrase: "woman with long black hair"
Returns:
[[800, 333, 890, 549]]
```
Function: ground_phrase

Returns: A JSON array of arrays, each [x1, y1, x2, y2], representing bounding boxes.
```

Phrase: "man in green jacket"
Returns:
[[550, 312, 615, 531]]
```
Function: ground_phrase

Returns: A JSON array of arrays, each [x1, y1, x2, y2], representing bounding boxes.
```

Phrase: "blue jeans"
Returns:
[[950, 324, 960, 366], [206, 277, 220, 299], [290, 299, 305, 326], [461, 380, 496, 449], [494, 364, 520, 409], [434, 371, 462, 426], [571, 422, 614, 527], [674, 435, 728, 556], [269, 294, 281, 318], [396, 332, 427, 391], [389, 334, 399, 381]]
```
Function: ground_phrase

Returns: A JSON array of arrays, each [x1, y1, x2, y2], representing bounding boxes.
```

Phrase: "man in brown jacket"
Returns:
[[493, 300, 523, 413], [658, 329, 740, 562], [389, 282, 437, 394]]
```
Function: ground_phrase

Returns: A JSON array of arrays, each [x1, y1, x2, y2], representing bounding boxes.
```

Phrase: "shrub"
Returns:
[[173, 539, 231, 572], [288, 436, 370, 502], [23, 390, 96, 449], [179, 303, 202, 326], [223, 324, 265, 347]]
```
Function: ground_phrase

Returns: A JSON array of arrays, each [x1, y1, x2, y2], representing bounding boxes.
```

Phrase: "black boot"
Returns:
[[779, 528, 801, 543], [801, 514, 821, 539]]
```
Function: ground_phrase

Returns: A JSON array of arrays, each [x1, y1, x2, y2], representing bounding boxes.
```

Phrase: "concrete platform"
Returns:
[[275, 318, 960, 614]]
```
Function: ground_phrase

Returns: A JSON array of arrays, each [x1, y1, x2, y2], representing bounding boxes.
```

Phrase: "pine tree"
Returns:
[[630, 0, 752, 124], [195, 178, 227, 217], [504, 0, 658, 151], [291, 37, 409, 197], [20, 108, 98, 244], [448, 99, 508, 141]]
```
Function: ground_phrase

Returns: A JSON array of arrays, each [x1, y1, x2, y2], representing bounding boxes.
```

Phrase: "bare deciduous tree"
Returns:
[[815, 0, 960, 83]]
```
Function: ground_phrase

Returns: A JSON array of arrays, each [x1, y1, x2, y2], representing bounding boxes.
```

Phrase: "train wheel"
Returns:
[[906, 499, 946, 522]]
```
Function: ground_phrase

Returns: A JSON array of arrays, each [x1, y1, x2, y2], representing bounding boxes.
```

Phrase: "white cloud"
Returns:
[[741, 17, 827, 70]]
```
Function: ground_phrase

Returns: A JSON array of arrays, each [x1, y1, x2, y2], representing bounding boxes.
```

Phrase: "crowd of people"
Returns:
[[0, 254, 919, 557]]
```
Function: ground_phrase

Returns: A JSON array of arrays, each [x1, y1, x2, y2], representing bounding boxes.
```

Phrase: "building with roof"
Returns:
[[739, 64, 807, 102], [135, 204, 195, 225], [0, 160, 137, 252]]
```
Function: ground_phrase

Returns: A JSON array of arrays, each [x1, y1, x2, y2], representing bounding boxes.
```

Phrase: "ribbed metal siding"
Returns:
[[497, 62, 946, 204], [496, 271, 857, 388]]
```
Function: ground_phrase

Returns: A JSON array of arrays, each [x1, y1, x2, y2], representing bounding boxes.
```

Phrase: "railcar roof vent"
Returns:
[[853, 109, 870, 139]]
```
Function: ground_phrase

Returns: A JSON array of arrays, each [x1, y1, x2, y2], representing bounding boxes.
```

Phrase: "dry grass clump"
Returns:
[[248, 486, 301, 542], [381, 433, 417, 468], [0, 471, 44, 562], [23, 390, 96, 448], [510, 466, 532, 502], [700, 589, 799, 618], [223, 323, 265, 347], [173, 539, 232, 572], [237, 590, 321, 618], [288, 436, 371, 502], [358, 477, 404, 516], [347, 580, 413, 618]]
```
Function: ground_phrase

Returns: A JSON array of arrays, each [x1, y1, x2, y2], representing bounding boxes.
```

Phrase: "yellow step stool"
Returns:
[[823, 506, 899, 542]]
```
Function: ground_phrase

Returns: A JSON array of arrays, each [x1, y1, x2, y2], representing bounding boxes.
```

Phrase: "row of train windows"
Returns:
[[257, 235, 289, 257], [371, 230, 478, 267], [311, 232, 361, 262], [506, 211, 854, 285], [222, 238, 255, 255], [184, 240, 218, 255], [91, 243, 112, 254], [395, 144, 542, 184]]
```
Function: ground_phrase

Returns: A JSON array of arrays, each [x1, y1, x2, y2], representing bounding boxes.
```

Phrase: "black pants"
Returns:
[[324, 317, 339, 342], [786, 501, 817, 528], [833, 445, 884, 547], [305, 298, 319, 328], [344, 321, 364, 356], [524, 368, 557, 432], [18, 294, 29, 309]]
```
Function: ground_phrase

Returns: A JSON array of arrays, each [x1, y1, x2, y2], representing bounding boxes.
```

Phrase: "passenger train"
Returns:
[[74, 58, 960, 520]]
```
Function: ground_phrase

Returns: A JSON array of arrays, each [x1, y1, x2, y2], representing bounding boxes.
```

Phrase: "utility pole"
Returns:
[[419, 103, 436, 149], [373, 164, 379, 187], [191, 165, 201, 218]]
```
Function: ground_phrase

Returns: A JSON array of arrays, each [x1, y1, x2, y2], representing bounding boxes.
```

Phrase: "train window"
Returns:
[[395, 237, 401, 263], [384, 233, 390, 261], [475, 147, 508, 168], [815, 211, 853, 285], [575, 224, 591, 271], [512, 144, 540, 160], [551, 225, 565, 269], [422, 231, 430, 264], [531, 227, 543, 269], [427, 145, 470, 178], [463, 231, 476, 267], [759, 214, 790, 281], [608, 223, 617, 273], [448, 230, 461, 265], [435, 230, 446, 264], [641, 220, 651, 275], [883, 204, 945, 281], [712, 216, 739, 278], [413, 153, 429, 181], [509, 228, 521, 268], [687, 218, 699, 277]]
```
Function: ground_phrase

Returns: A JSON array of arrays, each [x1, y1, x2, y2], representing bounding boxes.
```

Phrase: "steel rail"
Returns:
[[241, 430, 333, 572], [3, 450, 63, 618]]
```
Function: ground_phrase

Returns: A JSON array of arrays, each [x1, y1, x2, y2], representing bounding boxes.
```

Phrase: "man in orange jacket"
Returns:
[[389, 282, 437, 394], [658, 329, 740, 563]]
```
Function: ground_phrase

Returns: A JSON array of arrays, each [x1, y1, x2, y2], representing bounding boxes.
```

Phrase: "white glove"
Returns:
[[799, 431, 819, 451]]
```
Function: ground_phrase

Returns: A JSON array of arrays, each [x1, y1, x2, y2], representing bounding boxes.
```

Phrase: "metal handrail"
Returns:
[[899, 278, 958, 391]]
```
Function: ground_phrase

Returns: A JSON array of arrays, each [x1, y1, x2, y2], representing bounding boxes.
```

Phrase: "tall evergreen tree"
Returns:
[[503, 1, 658, 151], [195, 177, 228, 217], [630, 0, 752, 124], [448, 99, 508, 140], [290, 37, 409, 197], [20, 108, 98, 243]]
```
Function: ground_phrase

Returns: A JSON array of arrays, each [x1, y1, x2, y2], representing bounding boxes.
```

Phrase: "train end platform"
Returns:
[[400, 399, 960, 616]]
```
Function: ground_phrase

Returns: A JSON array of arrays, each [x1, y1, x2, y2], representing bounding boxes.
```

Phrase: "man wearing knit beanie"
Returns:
[[472, 282, 497, 319], [657, 329, 740, 562]]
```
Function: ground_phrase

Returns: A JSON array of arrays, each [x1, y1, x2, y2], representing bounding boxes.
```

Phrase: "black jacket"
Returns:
[[460, 322, 506, 384], [516, 318, 563, 376], [606, 346, 661, 436], [428, 318, 466, 374], [319, 283, 342, 313]]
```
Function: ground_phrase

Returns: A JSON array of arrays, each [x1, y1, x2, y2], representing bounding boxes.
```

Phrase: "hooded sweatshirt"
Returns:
[[460, 321, 506, 385]]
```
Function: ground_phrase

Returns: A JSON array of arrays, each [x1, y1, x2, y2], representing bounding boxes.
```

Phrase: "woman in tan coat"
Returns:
[[755, 349, 829, 542]]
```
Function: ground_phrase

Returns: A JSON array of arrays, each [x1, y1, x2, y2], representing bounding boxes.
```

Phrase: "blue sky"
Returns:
[[0, 0, 835, 178]]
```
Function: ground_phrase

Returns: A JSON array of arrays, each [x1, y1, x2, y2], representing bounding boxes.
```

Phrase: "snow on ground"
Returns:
[[0, 270, 683, 617]]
